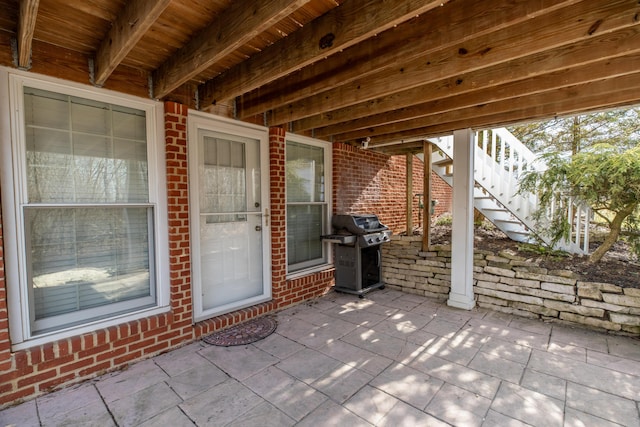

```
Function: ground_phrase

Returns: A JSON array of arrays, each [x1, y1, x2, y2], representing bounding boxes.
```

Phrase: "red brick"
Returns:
[[40, 372, 76, 392], [142, 341, 170, 356], [128, 338, 156, 352], [0, 386, 36, 406], [95, 347, 127, 363], [78, 343, 111, 359], [17, 369, 57, 388], [79, 361, 112, 377], [59, 357, 95, 375], [37, 354, 75, 371], [114, 350, 142, 366]]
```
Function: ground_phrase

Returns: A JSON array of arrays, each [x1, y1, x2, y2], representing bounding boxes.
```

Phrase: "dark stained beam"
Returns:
[[268, 0, 640, 125], [17, 0, 39, 69], [94, 0, 171, 87], [199, 0, 450, 106], [237, 0, 582, 119], [363, 73, 640, 146], [153, 0, 311, 99]]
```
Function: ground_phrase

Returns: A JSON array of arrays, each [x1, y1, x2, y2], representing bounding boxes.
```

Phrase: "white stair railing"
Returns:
[[429, 128, 590, 254]]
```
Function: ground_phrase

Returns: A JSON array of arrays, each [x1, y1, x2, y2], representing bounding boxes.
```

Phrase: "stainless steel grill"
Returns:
[[322, 214, 392, 298]]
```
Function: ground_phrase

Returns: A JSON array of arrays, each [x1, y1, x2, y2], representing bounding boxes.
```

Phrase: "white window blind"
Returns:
[[23, 87, 156, 334], [286, 139, 330, 271]]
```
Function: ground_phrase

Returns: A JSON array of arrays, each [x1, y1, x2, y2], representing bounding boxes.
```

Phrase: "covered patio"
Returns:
[[2, 288, 639, 426], [2, 0, 640, 410]]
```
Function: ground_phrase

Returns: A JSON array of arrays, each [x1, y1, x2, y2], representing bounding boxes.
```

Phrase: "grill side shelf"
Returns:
[[321, 234, 357, 245]]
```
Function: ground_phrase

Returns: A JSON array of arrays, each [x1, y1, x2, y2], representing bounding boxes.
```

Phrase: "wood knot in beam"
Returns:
[[319, 33, 335, 49]]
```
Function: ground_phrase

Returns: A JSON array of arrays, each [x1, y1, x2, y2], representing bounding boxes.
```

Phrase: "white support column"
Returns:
[[448, 128, 476, 310]]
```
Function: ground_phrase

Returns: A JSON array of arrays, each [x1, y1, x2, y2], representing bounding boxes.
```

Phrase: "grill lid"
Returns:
[[332, 214, 388, 235]]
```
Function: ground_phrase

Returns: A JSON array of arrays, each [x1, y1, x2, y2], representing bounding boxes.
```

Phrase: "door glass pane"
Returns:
[[201, 136, 246, 223]]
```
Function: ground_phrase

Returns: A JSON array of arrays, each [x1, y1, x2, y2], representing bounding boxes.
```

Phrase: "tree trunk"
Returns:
[[588, 204, 636, 263], [571, 116, 581, 155]]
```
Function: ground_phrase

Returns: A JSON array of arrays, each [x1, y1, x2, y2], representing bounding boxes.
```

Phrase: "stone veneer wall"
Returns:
[[382, 236, 640, 335]]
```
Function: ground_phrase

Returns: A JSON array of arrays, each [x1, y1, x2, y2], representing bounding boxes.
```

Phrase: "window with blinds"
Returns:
[[286, 137, 331, 272], [22, 87, 156, 335]]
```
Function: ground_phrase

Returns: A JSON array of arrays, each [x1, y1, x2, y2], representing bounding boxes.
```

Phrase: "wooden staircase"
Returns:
[[422, 128, 590, 254]]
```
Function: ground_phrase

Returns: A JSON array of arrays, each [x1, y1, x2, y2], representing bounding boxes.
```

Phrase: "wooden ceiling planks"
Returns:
[[122, 1, 227, 71], [308, 25, 640, 139], [366, 72, 640, 147], [152, 0, 313, 99], [33, 0, 121, 53], [0, 0, 639, 151], [237, 0, 583, 120], [269, 0, 640, 127], [94, 0, 171, 86], [199, 0, 450, 105]]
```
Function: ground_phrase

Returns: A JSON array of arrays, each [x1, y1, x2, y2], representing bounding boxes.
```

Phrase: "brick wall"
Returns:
[[0, 102, 195, 406], [0, 105, 452, 407], [270, 127, 334, 307], [332, 143, 452, 234], [0, 106, 337, 408]]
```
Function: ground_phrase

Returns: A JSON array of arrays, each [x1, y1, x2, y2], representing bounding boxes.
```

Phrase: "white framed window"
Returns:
[[0, 69, 169, 348], [286, 134, 332, 274]]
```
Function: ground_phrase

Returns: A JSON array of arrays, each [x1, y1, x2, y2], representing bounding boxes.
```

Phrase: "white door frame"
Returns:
[[188, 111, 272, 322]]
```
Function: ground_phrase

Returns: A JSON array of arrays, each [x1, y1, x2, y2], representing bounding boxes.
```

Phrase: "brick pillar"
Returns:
[[269, 127, 288, 306], [164, 101, 194, 338]]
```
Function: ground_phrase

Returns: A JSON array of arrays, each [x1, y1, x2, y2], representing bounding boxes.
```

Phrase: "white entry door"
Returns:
[[189, 113, 271, 321]]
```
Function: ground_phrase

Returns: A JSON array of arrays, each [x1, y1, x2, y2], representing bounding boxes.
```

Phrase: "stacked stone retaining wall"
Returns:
[[382, 235, 640, 335]]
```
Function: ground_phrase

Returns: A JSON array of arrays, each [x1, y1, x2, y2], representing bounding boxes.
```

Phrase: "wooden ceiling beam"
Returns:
[[368, 141, 425, 156], [335, 69, 640, 142], [314, 43, 640, 138], [314, 34, 640, 139], [199, 0, 450, 106], [152, 0, 311, 99], [363, 73, 640, 146], [307, 26, 640, 136], [236, 0, 581, 119], [94, 0, 170, 87], [267, 0, 640, 126], [17, 0, 39, 69]]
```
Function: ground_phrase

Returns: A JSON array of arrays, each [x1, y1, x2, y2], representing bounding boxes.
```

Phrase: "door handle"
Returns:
[[255, 225, 262, 231]]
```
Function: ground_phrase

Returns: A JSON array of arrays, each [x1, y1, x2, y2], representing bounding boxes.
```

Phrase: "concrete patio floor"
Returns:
[[1, 288, 639, 426]]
